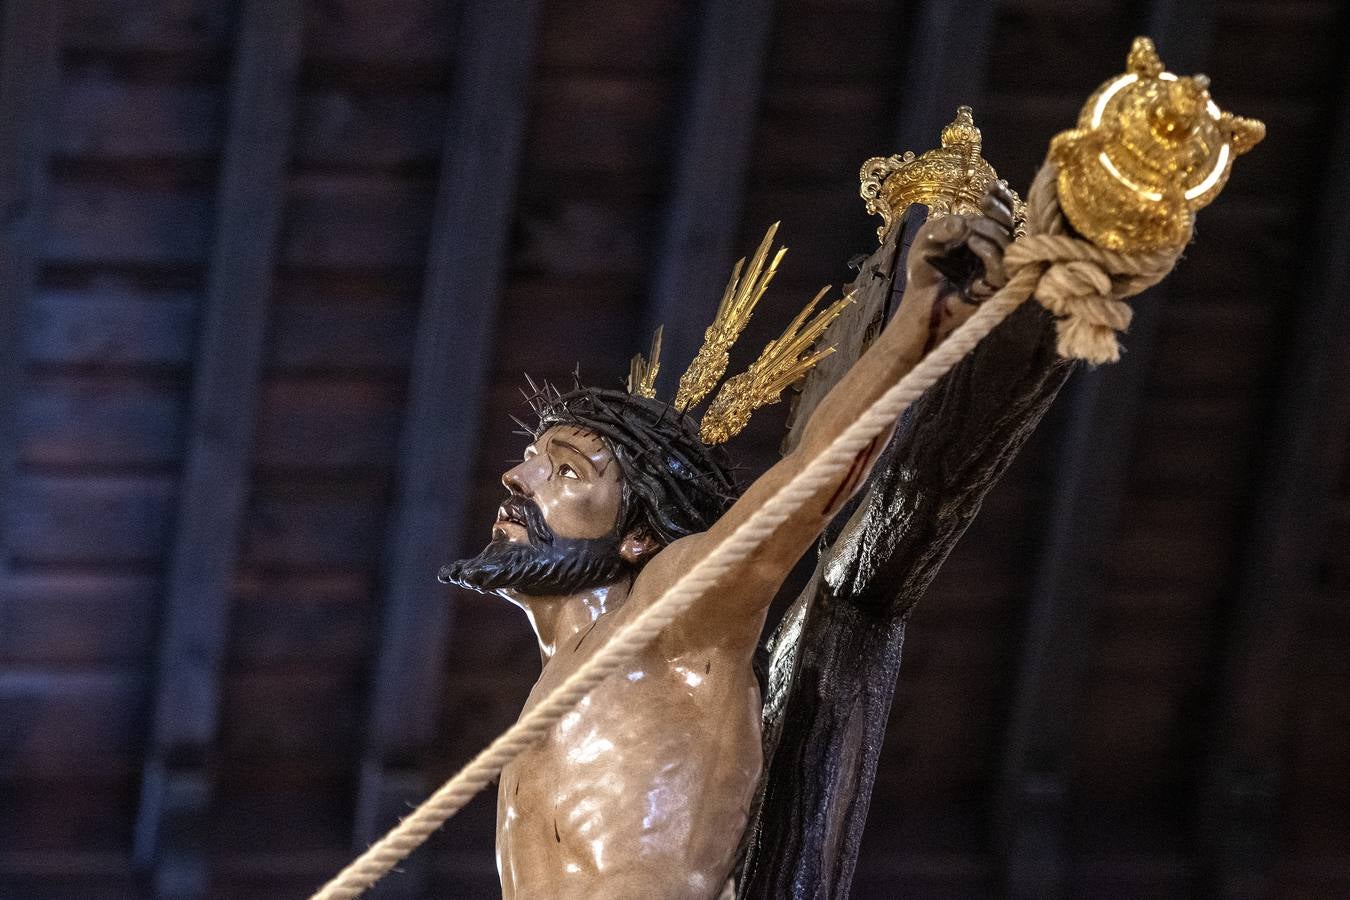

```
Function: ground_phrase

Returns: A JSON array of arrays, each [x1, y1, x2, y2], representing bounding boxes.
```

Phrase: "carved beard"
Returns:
[[438, 494, 631, 596]]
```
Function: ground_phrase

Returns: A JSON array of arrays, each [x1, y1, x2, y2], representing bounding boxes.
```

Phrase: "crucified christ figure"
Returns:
[[439, 184, 1019, 900]]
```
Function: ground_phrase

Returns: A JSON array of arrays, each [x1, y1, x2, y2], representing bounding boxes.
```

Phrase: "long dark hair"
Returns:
[[525, 380, 740, 546]]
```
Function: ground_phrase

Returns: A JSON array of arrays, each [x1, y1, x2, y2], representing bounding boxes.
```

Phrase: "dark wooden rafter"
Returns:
[[995, 6, 1216, 896], [353, 0, 544, 883], [642, 0, 777, 391], [132, 2, 305, 895], [1199, 26, 1350, 899], [0, 0, 62, 568]]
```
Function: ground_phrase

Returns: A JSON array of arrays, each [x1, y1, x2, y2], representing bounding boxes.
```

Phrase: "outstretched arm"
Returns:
[[638, 185, 1020, 637]]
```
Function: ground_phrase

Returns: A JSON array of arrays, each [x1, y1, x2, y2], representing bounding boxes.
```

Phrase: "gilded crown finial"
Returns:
[[859, 105, 1021, 242], [940, 105, 982, 158], [1127, 35, 1165, 77], [1048, 35, 1266, 253]]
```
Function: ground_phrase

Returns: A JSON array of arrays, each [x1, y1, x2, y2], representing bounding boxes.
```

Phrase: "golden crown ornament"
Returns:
[[1049, 36, 1265, 253], [627, 225, 853, 446], [859, 106, 1023, 242]]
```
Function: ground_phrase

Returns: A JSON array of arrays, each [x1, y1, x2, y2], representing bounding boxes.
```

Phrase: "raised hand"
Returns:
[[904, 180, 1019, 305]]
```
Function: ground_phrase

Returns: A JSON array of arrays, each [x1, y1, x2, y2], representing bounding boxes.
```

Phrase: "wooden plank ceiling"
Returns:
[[0, 1, 1345, 898]]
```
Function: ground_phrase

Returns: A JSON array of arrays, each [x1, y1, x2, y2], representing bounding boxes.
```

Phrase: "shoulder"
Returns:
[[624, 532, 778, 653], [628, 534, 702, 601]]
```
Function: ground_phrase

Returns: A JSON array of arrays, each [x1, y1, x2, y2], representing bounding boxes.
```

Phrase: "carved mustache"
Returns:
[[495, 494, 555, 545]]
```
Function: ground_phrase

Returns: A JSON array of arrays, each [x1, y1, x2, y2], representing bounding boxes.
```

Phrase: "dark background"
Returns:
[[0, 1, 1346, 898]]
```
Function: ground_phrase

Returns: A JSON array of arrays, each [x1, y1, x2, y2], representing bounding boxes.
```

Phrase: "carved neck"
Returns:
[[506, 580, 632, 663]]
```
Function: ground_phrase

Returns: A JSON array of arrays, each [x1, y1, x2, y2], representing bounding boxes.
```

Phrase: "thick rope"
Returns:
[[311, 164, 1182, 900], [1007, 164, 1183, 363]]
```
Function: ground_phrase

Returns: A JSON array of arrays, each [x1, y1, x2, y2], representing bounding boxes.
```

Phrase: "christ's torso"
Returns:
[[496, 613, 762, 900]]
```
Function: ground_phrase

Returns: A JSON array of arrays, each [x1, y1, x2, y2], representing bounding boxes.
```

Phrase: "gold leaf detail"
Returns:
[[699, 288, 855, 445], [626, 325, 663, 398], [1051, 36, 1266, 253], [673, 223, 787, 412], [859, 106, 1022, 242]]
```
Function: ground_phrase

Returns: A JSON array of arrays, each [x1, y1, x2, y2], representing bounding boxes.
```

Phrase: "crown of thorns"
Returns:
[[516, 374, 739, 545]]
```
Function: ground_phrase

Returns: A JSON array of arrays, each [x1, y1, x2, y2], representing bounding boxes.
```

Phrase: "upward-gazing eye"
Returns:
[[558, 463, 580, 480]]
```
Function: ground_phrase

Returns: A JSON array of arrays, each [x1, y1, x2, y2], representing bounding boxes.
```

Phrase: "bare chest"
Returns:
[[496, 647, 762, 898]]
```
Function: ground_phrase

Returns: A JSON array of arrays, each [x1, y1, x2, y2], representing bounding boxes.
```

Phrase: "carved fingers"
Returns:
[[967, 183, 1019, 300], [965, 217, 1012, 299], [906, 215, 969, 293], [908, 181, 1019, 304], [981, 179, 1018, 230]]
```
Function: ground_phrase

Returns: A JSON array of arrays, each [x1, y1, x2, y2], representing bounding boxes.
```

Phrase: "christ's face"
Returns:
[[439, 425, 642, 596], [496, 425, 623, 544]]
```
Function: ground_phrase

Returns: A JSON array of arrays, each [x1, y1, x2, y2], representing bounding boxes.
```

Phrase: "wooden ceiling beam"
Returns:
[[0, 1, 62, 569], [642, 0, 778, 392], [995, 6, 1216, 897], [1199, 27, 1350, 900], [132, 3, 305, 896], [353, 2, 543, 893]]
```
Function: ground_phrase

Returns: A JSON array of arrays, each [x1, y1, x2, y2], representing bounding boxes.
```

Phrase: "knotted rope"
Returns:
[[1006, 164, 1184, 363], [311, 163, 1185, 900]]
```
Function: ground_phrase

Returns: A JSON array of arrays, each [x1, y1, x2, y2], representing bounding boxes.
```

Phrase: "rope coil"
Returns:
[[311, 164, 1183, 900], [1008, 163, 1185, 364]]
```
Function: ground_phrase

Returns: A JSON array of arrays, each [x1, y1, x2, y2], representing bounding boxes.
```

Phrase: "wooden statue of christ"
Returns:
[[439, 186, 1019, 899]]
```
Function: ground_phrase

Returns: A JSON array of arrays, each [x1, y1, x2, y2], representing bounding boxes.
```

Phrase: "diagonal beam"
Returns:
[[1199, 34, 1350, 900], [353, 1, 544, 887], [0, 1, 63, 569], [132, 3, 305, 896], [996, 6, 1216, 897], [642, 0, 777, 392]]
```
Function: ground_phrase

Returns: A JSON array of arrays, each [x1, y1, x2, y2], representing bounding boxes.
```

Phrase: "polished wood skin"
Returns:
[[490, 198, 1015, 897]]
